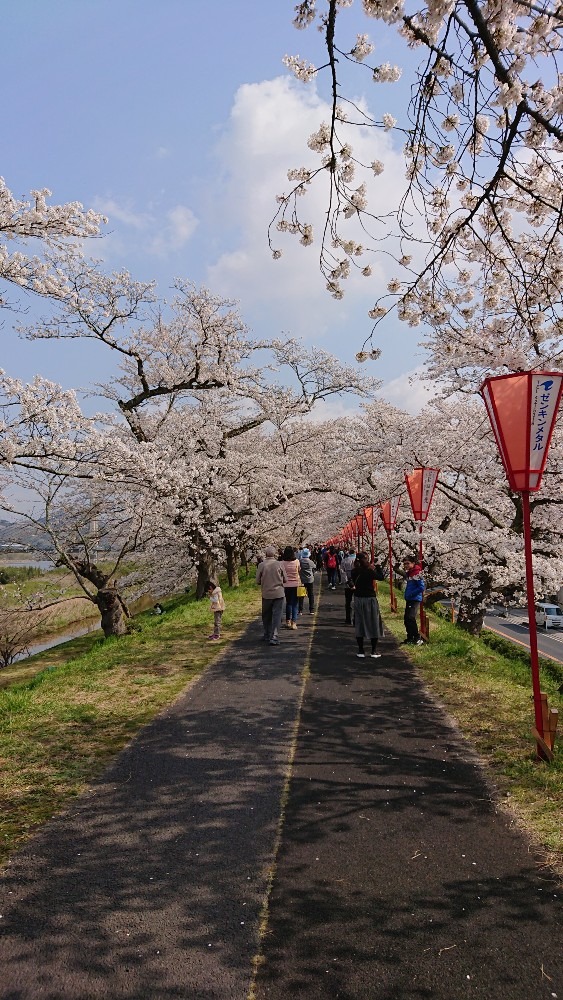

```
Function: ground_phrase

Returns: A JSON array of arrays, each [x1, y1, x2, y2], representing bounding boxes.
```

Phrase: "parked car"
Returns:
[[535, 602, 563, 629]]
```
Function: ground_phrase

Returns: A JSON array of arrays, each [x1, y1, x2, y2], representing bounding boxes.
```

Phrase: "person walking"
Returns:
[[341, 548, 357, 625], [256, 546, 288, 645], [402, 555, 425, 645], [350, 552, 383, 658], [298, 547, 316, 614], [325, 546, 339, 590], [336, 548, 344, 584], [205, 580, 225, 641], [281, 545, 301, 628]]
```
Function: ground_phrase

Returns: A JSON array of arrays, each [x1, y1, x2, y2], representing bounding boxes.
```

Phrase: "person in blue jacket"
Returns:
[[402, 556, 425, 645]]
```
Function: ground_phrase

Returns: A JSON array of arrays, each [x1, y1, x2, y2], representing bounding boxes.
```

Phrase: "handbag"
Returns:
[[297, 585, 307, 598]]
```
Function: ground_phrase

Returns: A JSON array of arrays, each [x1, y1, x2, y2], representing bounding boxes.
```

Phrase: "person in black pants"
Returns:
[[402, 556, 425, 644], [341, 549, 358, 624], [298, 548, 316, 614], [350, 553, 382, 658]]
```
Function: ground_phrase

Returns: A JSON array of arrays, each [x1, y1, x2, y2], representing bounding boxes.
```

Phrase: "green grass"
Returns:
[[378, 583, 563, 873], [4, 575, 562, 878], [0, 576, 261, 867]]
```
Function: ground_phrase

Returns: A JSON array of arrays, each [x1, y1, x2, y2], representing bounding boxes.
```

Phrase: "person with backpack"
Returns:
[[325, 546, 338, 590], [298, 547, 316, 614]]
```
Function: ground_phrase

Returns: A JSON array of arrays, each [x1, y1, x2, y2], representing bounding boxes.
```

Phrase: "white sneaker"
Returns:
[[370, 653, 382, 659], [356, 652, 365, 658], [416, 639, 424, 646]]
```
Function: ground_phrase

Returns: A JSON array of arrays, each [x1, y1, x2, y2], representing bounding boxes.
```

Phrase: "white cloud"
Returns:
[[307, 395, 362, 423], [149, 205, 199, 255], [94, 198, 149, 230], [207, 76, 413, 348], [379, 369, 439, 414], [92, 197, 198, 258]]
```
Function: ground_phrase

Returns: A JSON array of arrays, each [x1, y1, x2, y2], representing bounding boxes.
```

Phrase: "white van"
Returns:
[[535, 603, 563, 629]]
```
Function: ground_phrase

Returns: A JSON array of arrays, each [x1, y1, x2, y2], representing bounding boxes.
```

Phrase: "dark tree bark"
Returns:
[[456, 569, 492, 636], [225, 541, 240, 588], [74, 561, 130, 637], [240, 547, 249, 578], [195, 550, 217, 599]]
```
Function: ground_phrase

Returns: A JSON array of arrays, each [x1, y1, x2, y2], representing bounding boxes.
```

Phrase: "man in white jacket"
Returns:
[[256, 546, 288, 645]]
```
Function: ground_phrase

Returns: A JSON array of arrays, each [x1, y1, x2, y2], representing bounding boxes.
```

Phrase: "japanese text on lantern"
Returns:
[[531, 377, 558, 463]]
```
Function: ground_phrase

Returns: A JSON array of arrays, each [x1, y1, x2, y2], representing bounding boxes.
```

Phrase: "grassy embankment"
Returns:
[[0, 575, 261, 868], [2, 573, 561, 876], [378, 583, 563, 872]]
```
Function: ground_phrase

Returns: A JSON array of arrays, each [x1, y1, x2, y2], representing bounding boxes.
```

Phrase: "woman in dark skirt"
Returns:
[[350, 552, 382, 659]]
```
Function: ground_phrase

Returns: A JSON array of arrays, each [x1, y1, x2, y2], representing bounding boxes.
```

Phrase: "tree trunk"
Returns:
[[95, 586, 129, 638], [240, 547, 249, 578], [196, 551, 217, 599], [225, 542, 240, 588], [73, 561, 130, 638], [456, 570, 492, 635]]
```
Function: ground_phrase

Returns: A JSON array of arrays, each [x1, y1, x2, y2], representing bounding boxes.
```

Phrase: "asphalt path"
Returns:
[[255, 586, 563, 1000], [0, 609, 314, 1000], [1, 585, 562, 999]]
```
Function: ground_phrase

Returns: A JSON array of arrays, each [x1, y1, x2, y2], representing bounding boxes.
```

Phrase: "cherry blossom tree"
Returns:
[[0, 463, 165, 637], [310, 396, 563, 633], [25, 277, 379, 592], [275, 0, 563, 369], [0, 177, 105, 309]]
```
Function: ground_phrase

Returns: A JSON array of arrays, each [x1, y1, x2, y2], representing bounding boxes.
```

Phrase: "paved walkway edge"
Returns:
[[247, 588, 321, 1000]]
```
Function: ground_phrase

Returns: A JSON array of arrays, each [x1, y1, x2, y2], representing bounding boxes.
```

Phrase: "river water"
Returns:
[[0, 558, 55, 571], [17, 623, 102, 662], [10, 591, 158, 664]]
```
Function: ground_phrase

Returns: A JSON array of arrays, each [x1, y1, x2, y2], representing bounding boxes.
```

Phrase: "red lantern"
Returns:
[[480, 371, 563, 759], [481, 372, 563, 492], [380, 496, 400, 532], [405, 467, 440, 522]]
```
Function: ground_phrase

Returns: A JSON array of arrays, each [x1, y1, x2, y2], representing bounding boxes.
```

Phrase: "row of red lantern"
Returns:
[[330, 468, 440, 552], [328, 372, 563, 760]]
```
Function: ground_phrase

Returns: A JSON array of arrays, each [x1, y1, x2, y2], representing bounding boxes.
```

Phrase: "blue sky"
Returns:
[[3, 0, 433, 412]]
